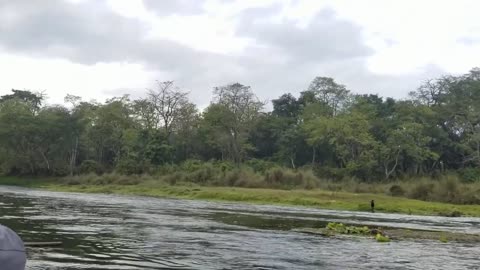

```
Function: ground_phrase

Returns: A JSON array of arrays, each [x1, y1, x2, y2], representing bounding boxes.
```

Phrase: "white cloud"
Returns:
[[0, 52, 158, 105]]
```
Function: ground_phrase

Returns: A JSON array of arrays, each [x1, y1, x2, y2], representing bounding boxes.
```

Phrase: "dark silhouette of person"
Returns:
[[370, 200, 375, 213]]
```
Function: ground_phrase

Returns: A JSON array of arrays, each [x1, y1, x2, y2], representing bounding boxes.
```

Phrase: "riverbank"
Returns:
[[1, 176, 479, 217]]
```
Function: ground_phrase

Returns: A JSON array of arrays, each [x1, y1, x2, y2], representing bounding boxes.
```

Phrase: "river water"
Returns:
[[0, 186, 478, 270]]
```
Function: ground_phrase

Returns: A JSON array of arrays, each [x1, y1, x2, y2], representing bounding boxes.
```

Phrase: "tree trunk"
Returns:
[[231, 130, 241, 165], [312, 147, 316, 166], [39, 151, 50, 171], [69, 136, 78, 176], [384, 151, 400, 180]]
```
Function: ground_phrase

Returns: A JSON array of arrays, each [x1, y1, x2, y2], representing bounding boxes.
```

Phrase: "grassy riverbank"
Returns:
[[1, 176, 479, 217]]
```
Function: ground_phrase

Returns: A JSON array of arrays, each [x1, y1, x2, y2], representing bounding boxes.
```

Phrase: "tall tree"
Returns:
[[147, 81, 189, 137], [209, 83, 264, 164], [306, 77, 350, 116]]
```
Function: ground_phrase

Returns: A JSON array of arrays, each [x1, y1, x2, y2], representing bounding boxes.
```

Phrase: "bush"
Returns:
[[78, 160, 104, 175], [302, 170, 320, 189], [65, 177, 82, 185], [115, 175, 141, 185], [433, 177, 460, 203], [262, 168, 320, 189], [389, 185, 405, 197], [459, 167, 480, 183], [180, 159, 204, 172], [151, 164, 179, 176], [184, 164, 217, 184], [264, 168, 301, 188], [163, 171, 185, 185], [245, 159, 278, 173], [461, 188, 480, 204], [116, 157, 148, 175], [313, 166, 349, 181], [408, 181, 434, 201], [224, 168, 262, 187]]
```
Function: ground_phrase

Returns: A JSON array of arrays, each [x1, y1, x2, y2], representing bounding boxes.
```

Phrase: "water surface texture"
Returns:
[[0, 186, 478, 269]]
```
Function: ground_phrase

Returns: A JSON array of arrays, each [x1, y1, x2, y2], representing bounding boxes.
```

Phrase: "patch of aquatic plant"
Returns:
[[326, 222, 390, 242], [326, 222, 370, 235], [439, 234, 448, 243], [375, 233, 390, 242]]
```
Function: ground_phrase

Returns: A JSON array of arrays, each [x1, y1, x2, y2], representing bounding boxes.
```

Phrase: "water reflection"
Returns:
[[0, 186, 478, 270]]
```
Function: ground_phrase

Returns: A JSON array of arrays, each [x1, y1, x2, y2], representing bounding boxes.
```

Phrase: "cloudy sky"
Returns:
[[0, 0, 479, 107]]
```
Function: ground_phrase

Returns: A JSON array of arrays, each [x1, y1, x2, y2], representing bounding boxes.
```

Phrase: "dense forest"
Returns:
[[1, 69, 480, 183]]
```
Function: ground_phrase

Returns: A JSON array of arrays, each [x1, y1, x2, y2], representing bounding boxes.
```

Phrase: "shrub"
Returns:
[[151, 164, 179, 176], [184, 165, 217, 184], [180, 159, 204, 172], [313, 166, 349, 181], [78, 160, 104, 175], [459, 167, 480, 183], [461, 188, 480, 204], [434, 177, 460, 203], [224, 168, 262, 187], [115, 175, 141, 185], [65, 177, 81, 185], [302, 170, 320, 189], [245, 159, 278, 173], [51, 162, 70, 176], [389, 185, 405, 197], [353, 182, 371, 193], [163, 171, 185, 185], [408, 180, 434, 201], [116, 158, 148, 175]]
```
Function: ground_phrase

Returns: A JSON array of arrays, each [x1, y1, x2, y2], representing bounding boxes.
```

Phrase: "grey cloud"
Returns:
[[236, 7, 373, 63], [0, 0, 223, 75], [142, 0, 205, 16], [0, 0, 144, 63]]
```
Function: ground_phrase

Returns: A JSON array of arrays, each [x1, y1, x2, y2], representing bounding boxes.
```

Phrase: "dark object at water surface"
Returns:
[[25, 242, 62, 247]]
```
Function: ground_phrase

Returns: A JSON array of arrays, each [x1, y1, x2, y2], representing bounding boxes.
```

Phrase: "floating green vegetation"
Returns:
[[326, 222, 370, 235], [375, 233, 391, 242], [297, 225, 480, 243], [439, 234, 449, 243], [325, 222, 391, 242]]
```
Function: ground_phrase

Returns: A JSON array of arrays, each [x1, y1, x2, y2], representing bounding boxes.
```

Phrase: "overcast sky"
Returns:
[[1, 0, 479, 107]]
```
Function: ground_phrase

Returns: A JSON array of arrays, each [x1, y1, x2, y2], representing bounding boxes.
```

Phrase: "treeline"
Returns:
[[1, 69, 480, 182]]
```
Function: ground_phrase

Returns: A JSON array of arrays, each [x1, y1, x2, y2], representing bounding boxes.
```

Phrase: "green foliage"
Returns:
[[326, 222, 370, 235], [389, 185, 405, 197], [78, 160, 104, 175], [375, 233, 391, 242], [459, 167, 480, 182], [0, 70, 480, 204], [439, 234, 448, 243], [246, 159, 278, 173], [263, 168, 319, 189], [115, 156, 148, 175], [408, 181, 435, 201]]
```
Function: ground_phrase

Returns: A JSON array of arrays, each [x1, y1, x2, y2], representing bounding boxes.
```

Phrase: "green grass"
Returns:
[[1, 176, 479, 217]]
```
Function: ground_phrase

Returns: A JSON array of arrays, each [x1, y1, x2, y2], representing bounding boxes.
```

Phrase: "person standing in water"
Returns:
[[371, 200, 375, 213]]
